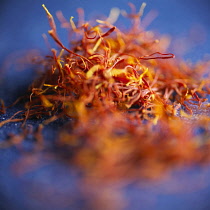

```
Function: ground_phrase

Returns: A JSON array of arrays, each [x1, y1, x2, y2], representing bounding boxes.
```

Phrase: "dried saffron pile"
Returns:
[[1, 3, 210, 180]]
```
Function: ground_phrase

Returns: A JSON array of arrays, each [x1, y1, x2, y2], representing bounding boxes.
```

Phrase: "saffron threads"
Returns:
[[0, 99, 6, 114], [1, 3, 210, 180]]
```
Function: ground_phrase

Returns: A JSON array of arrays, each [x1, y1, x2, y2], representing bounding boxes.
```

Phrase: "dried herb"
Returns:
[[1, 3, 210, 180]]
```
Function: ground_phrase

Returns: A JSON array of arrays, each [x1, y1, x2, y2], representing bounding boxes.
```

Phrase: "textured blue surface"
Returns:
[[0, 0, 210, 209]]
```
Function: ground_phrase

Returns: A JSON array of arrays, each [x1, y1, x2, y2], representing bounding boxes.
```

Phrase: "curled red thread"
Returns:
[[139, 52, 175, 60]]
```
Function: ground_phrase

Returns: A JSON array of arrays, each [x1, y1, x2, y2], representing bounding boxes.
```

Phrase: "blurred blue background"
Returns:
[[0, 0, 210, 209]]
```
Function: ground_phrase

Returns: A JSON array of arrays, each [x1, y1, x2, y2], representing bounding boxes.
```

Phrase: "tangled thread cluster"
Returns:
[[1, 3, 210, 180]]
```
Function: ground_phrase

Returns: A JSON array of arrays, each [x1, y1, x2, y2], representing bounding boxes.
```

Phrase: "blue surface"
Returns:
[[0, 1, 210, 209]]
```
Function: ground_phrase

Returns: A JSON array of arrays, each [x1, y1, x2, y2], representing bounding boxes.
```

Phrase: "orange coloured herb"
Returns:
[[1, 3, 210, 180]]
